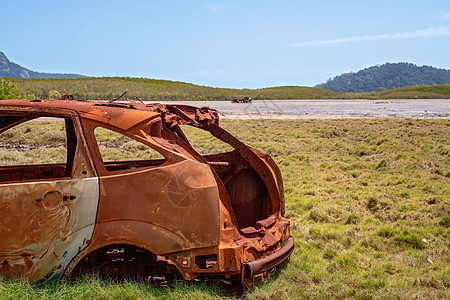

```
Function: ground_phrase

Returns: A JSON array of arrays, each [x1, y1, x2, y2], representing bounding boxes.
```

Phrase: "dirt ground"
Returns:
[[153, 99, 450, 119]]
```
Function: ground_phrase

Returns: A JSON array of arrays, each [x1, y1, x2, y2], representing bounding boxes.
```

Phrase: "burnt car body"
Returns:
[[0, 99, 293, 288], [231, 97, 252, 103]]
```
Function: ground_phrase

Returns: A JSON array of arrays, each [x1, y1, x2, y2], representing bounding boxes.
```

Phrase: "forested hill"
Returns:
[[0, 51, 85, 79], [316, 63, 450, 92], [6, 77, 339, 101], [6, 77, 449, 100]]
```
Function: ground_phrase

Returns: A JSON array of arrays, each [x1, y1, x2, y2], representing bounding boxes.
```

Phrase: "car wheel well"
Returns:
[[69, 243, 181, 281]]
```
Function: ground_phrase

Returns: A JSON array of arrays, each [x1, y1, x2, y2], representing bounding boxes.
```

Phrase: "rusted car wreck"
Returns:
[[231, 97, 252, 103], [0, 98, 293, 289]]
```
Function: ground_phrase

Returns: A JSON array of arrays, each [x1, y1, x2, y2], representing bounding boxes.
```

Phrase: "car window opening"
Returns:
[[0, 116, 76, 182], [93, 127, 165, 172]]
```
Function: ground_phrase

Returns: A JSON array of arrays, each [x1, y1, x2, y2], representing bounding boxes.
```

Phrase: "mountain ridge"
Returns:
[[316, 62, 450, 92], [0, 51, 86, 79]]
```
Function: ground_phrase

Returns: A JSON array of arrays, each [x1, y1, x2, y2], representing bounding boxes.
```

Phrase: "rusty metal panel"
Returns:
[[0, 99, 161, 132], [0, 177, 99, 281], [90, 156, 221, 253]]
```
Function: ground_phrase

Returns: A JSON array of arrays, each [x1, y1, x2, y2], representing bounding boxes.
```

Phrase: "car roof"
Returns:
[[0, 99, 161, 131]]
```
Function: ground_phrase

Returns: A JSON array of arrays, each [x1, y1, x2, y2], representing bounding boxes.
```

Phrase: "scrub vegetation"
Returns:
[[5, 77, 339, 101], [0, 78, 20, 100], [0, 118, 449, 299], [347, 84, 450, 99], [3, 77, 450, 101]]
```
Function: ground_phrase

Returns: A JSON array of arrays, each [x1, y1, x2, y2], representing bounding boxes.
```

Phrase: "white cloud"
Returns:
[[196, 69, 231, 82], [444, 12, 450, 20], [289, 25, 450, 47], [205, 3, 220, 13]]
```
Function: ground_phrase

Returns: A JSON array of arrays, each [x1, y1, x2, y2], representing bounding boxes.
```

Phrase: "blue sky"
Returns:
[[1, 0, 449, 88]]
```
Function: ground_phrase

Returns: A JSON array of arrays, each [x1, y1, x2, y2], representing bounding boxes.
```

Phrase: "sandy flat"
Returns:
[[152, 99, 450, 119]]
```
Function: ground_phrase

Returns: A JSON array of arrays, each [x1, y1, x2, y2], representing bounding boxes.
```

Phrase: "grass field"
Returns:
[[0, 118, 449, 299]]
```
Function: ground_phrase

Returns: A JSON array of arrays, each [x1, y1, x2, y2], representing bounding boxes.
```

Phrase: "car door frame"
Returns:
[[0, 107, 99, 282]]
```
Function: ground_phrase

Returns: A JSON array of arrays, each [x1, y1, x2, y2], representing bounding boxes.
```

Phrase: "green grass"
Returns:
[[0, 276, 225, 300], [0, 118, 449, 299], [229, 119, 450, 299]]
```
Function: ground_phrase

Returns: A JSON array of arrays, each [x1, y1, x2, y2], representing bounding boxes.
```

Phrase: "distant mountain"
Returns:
[[316, 63, 450, 93], [0, 51, 86, 79]]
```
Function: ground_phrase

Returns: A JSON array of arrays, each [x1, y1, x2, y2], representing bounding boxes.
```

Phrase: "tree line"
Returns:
[[1, 77, 449, 101]]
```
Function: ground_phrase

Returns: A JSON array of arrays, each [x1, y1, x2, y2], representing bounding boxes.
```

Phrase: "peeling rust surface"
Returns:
[[0, 178, 99, 281], [91, 159, 221, 253], [0, 99, 292, 288]]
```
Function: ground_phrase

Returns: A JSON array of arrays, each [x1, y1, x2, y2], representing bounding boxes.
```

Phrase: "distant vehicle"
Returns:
[[231, 97, 252, 103], [0, 98, 293, 289], [59, 93, 74, 100]]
